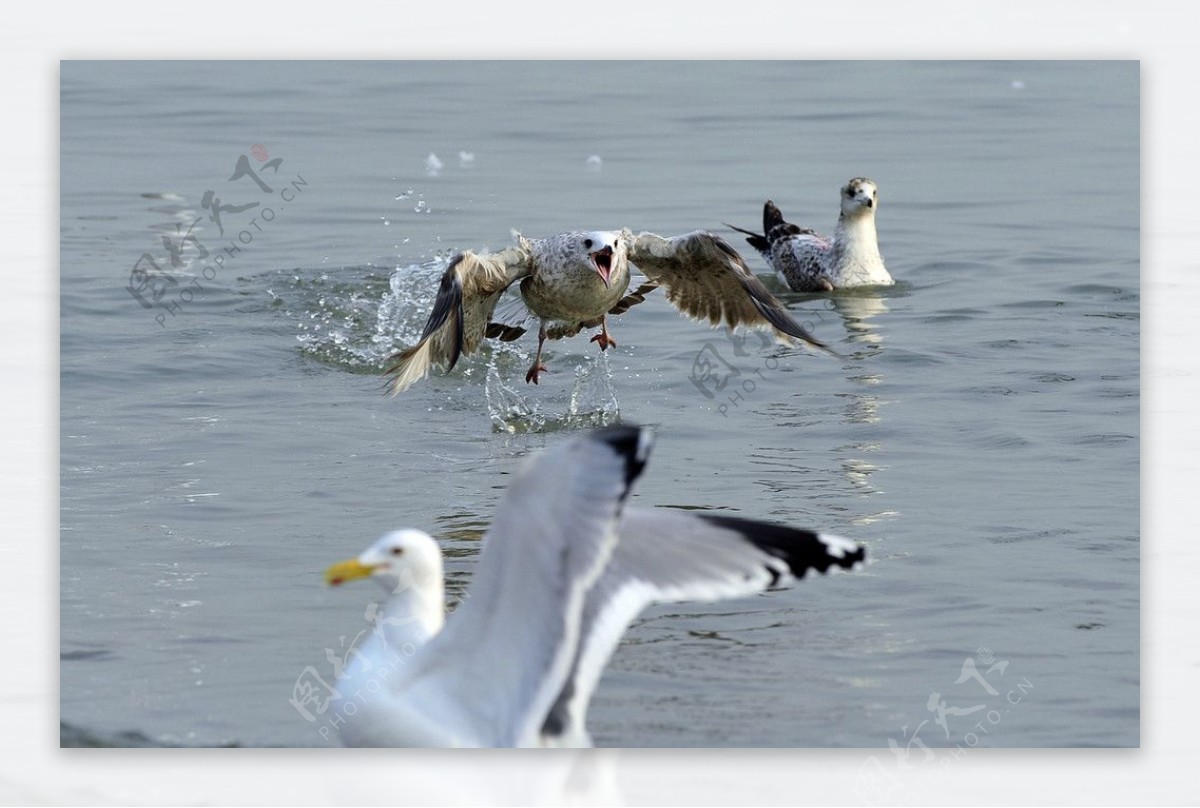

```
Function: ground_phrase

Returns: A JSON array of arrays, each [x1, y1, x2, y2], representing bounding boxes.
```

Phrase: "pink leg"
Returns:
[[525, 323, 550, 384], [589, 316, 617, 351]]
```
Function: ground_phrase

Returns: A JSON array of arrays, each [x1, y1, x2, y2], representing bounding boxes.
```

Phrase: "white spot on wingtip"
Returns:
[[816, 532, 861, 559]]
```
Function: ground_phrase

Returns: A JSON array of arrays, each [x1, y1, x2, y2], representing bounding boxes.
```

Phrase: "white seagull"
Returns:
[[727, 178, 894, 292], [383, 229, 830, 393], [323, 426, 867, 748]]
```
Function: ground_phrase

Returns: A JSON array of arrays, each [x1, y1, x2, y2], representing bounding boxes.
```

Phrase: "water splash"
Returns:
[[484, 362, 540, 433], [272, 259, 450, 372], [485, 351, 620, 433], [568, 351, 620, 424], [268, 260, 622, 431]]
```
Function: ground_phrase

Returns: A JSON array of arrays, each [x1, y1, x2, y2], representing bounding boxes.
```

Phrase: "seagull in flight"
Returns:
[[323, 426, 867, 747], [727, 178, 894, 292], [383, 229, 830, 393]]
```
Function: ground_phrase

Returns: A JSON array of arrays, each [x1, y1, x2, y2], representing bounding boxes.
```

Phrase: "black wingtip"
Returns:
[[724, 222, 770, 254], [697, 515, 866, 585], [736, 272, 835, 354], [417, 254, 466, 372], [590, 425, 654, 494]]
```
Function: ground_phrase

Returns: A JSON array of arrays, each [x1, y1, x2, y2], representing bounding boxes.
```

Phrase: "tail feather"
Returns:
[[485, 322, 528, 342], [723, 222, 770, 254], [763, 200, 786, 235], [607, 280, 660, 316]]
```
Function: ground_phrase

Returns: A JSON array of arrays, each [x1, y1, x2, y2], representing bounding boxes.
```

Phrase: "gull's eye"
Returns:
[[391, 546, 405, 556], [583, 238, 594, 249]]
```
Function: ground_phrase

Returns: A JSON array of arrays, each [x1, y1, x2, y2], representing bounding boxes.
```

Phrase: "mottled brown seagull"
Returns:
[[384, 228, 830, 393], [727, 178, 894, 292]]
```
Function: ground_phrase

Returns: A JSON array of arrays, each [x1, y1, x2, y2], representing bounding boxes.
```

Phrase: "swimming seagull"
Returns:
[[727, 178, 894, 292], [323, 425, 867, 747], [383, 229, 830, 393]]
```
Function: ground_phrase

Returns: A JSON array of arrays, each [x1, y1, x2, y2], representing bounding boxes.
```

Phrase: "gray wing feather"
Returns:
[[539, 507, 866, 746], [405, 426, 653, 747]]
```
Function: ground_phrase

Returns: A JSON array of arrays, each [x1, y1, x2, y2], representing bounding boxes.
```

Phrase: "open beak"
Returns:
[[325, 558, 378, 586], [591, 246, 614, 289]]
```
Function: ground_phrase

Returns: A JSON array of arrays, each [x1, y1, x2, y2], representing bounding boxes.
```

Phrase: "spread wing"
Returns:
[[625, 230, 832, 352], [403, 426, 654, 747], [539, 507, 866, 747], [384, 245, 532, 394]]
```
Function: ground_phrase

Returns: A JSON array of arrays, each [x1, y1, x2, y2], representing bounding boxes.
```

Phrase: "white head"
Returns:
[[575, 230, 622, 288], [325, 529, 444, 596], [840, 177, 879, 219]]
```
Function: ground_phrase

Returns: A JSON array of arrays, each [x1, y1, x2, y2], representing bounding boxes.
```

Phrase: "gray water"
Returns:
[[60, 61, 1138, 753]]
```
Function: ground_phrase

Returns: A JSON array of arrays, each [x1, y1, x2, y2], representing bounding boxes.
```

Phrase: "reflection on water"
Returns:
[[833, 289, 893, 348]]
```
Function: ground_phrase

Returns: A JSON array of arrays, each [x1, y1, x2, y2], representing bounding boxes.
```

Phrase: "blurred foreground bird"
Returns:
[[324, 425, 867, 747]]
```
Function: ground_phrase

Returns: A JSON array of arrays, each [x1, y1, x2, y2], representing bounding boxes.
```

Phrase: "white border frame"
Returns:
[[8, 1, 1192, 804]]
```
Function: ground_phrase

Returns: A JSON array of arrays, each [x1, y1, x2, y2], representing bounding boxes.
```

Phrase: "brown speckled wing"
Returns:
[[384, 245, 532, 394], [625, 230, 830, 352]]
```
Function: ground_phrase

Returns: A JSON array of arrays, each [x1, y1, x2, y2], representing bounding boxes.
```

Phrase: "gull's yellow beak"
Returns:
[[325, 558, 378, 587]]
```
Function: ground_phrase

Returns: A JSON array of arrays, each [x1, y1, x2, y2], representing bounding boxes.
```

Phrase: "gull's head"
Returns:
[[325, 529, 443, 593], [841, 177, 879, 218], [577, 231, 621, 289]]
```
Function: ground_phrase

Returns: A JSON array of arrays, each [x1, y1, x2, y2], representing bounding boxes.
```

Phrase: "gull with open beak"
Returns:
[[384, 228, 832, 393]]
